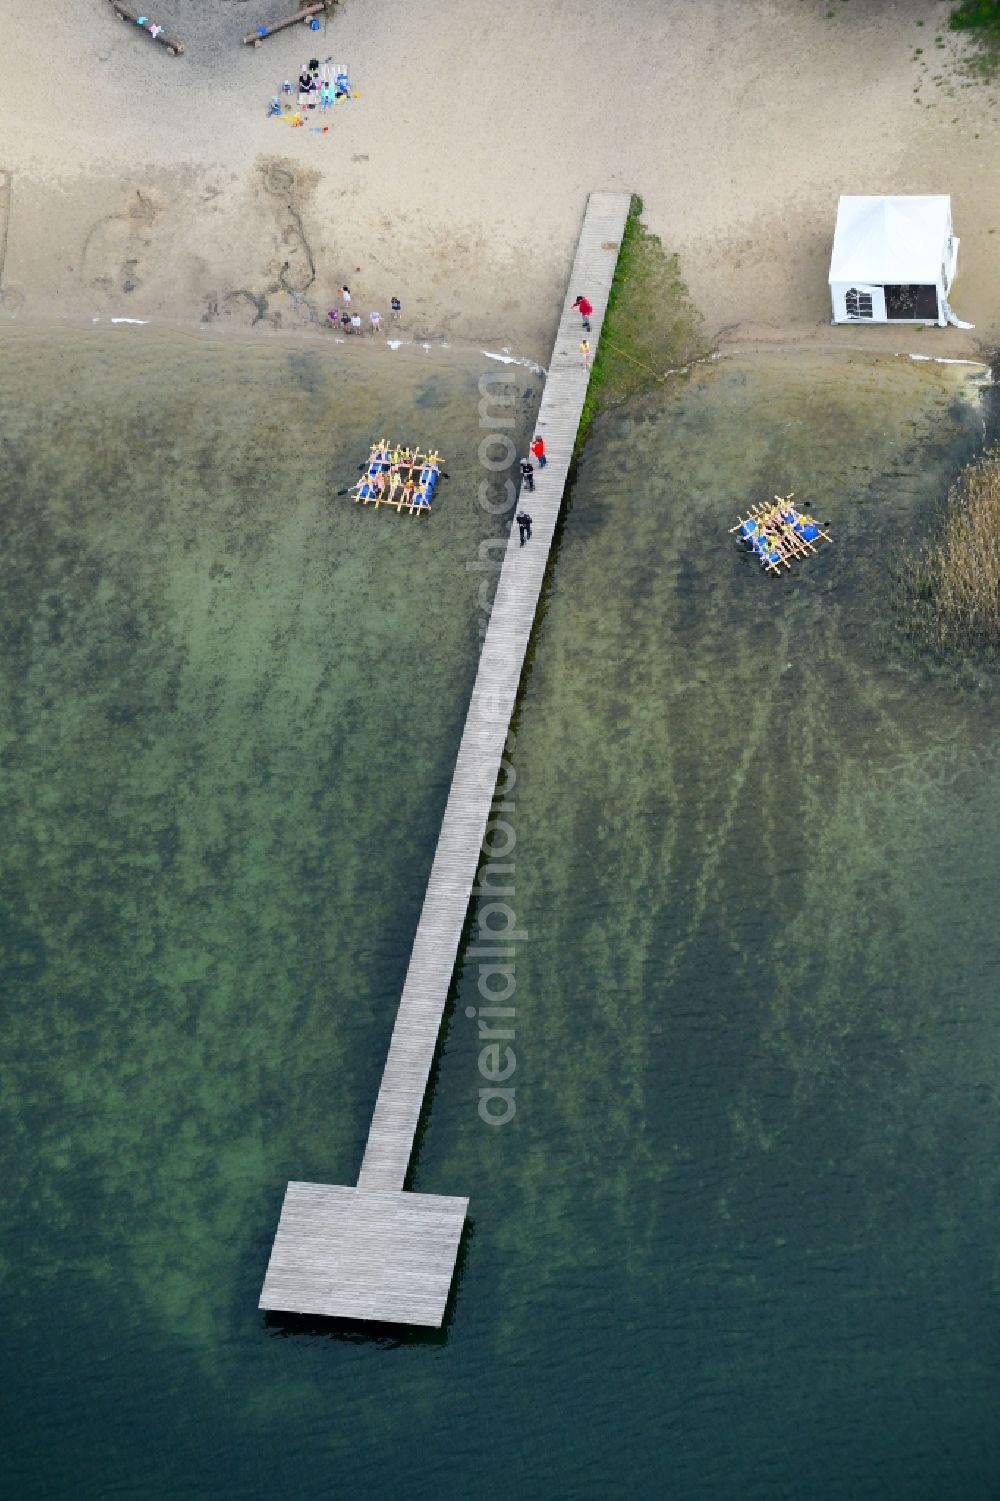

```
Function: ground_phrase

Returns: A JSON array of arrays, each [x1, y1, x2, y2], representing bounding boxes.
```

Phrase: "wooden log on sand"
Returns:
[[243, 2, 337, 48], [108, 1, 184, 55]]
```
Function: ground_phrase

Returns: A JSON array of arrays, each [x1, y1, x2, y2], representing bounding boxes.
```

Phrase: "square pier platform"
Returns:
[[259, 1182, 468, 1327]]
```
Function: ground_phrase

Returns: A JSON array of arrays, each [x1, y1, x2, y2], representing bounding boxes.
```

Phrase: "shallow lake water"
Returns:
[[1, 329, 998, 1499]]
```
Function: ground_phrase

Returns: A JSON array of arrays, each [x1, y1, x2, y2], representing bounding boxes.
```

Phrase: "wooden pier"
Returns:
[[259, 191, 632, 1327]]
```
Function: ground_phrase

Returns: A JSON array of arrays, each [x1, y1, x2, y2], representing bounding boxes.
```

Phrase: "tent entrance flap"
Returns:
[[884, 284, 939, 320]]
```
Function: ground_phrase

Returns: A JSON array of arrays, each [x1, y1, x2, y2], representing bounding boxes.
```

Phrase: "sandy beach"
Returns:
[[1, 0, 998, 361]]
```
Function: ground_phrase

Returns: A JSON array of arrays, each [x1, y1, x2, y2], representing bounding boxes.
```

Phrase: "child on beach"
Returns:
[[369, 310, 381, 334]]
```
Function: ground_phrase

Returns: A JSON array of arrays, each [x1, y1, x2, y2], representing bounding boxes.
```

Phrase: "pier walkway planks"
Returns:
[[259, 191, 632, 1327]]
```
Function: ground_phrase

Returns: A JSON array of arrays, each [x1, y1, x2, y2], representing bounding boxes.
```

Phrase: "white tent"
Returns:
[[829, 195, 961, 326]]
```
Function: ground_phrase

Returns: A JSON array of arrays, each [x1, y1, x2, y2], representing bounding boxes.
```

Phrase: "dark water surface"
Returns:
[[1, 331, 998, 1500]]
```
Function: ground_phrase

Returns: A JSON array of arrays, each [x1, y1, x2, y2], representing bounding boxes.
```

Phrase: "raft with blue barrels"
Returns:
[[730, 494, 832, 572], [351, 440, 443, 516]]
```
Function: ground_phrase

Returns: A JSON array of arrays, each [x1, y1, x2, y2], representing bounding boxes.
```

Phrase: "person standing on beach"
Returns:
[[341, 285, 351, 308], [391, 296, 402, 321], [516, 511, 533, 545], [519, 457, 534, 493], [580, 339, 591, 370], [369, 310, 381, 334], [351, 313, 362, 335], [530, 435, 547, 469], [573, 294, 592, 331]]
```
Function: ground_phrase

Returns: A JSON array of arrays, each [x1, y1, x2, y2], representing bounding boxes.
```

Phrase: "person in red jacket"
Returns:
[[530, 435, 547, 469], [573, 294, 592, 331]]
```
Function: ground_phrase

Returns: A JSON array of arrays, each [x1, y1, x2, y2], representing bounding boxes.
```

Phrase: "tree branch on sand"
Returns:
[[107, 1, 184, 55]]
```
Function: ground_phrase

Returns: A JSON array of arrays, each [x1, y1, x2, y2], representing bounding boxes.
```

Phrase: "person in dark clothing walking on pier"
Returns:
[[516, 510, 533, 545], [519, 457, 534, 492]]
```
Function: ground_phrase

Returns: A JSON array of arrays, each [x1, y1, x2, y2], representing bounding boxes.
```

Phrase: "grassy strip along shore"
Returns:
[[950, 1, 1000, 32], [576, 196, 705, 455], [949, 0, 1000, 77]]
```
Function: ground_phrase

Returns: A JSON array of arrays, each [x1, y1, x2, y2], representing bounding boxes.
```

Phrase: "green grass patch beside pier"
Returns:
[[577, 195, 706, 454]]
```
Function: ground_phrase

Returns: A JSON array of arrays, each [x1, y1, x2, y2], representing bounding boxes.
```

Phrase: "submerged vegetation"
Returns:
[[576, 195, 706, 453], [899, 445, 1000, 662]]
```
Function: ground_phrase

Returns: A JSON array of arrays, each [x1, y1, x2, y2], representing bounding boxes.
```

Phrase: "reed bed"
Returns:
[[903, 445, 1000, 658]]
